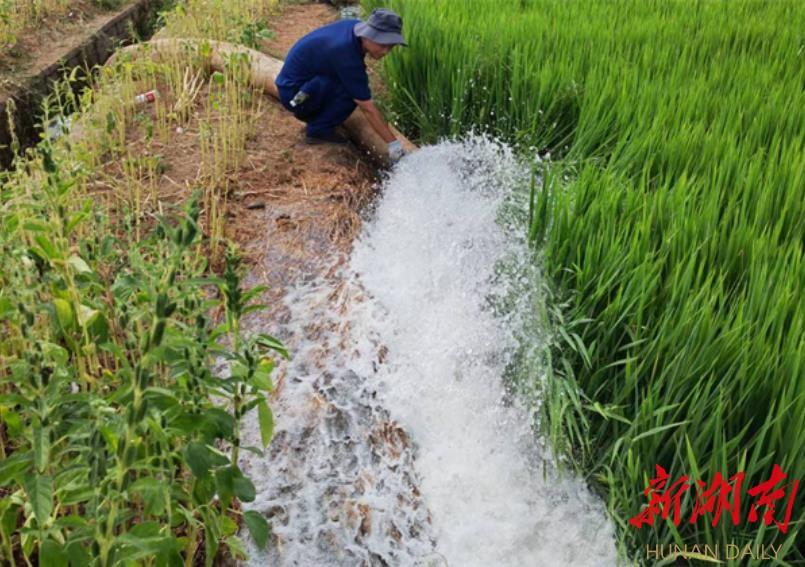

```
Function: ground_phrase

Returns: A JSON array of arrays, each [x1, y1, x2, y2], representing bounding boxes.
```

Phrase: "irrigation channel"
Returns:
[[237, 137, 617, 566]]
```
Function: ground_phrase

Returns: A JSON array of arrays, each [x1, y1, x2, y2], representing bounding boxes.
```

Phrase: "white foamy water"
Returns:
[[241, 137, 617, 566]]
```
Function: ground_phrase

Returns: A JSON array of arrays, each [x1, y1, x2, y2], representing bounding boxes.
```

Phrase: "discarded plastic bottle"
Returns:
[[45, 116, 73, 141], [289, 90, 309, 108], [134, 90, 160, 105]]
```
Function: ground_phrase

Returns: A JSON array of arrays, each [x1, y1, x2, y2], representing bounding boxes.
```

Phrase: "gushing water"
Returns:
[[241, 137, 617, 566]]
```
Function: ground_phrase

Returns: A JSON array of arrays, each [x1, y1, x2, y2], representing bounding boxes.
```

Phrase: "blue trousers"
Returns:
[[278, 76, 357, 137]]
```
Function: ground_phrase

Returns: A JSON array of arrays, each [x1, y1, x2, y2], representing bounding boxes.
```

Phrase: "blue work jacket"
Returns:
[[276, 19, 372, 102]]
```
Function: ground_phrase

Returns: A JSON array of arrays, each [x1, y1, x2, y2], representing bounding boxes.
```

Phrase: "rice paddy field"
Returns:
[[363, 0, 804, 563]]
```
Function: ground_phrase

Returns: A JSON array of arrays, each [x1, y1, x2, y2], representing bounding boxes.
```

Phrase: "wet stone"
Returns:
[[239, 263, 436, 565]]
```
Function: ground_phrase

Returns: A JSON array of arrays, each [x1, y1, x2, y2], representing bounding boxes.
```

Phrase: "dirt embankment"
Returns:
[[240, 3, 378, 238], [0, 0, 163, 167], [100, 2, 375, 273], [226, 2, 378, 294], [230, 8, 386, 373], [4, 1, 378, 279], [233, 4, 376, 288], [0, 1, 143, 92], [233, 9, 435, 561]]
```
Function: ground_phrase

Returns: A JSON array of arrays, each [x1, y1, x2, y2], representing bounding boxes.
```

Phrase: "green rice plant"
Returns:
[[366, 0, 805, 563]]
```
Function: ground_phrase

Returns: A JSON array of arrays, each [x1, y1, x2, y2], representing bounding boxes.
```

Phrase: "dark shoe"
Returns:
[[304, 131, 349, 145]]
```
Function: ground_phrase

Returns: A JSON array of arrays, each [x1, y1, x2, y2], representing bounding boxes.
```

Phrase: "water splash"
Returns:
[[241, 137, 617, 566]]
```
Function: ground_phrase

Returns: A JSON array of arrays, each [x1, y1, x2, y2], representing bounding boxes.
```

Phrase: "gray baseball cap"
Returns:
[[354, 8, 407, 47]]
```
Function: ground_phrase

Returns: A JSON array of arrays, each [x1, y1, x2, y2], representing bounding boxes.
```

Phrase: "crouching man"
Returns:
[[275, 8, 407, 163]]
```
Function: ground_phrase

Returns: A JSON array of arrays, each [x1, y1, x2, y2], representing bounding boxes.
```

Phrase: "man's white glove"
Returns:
[[388, 139, 405, 163]]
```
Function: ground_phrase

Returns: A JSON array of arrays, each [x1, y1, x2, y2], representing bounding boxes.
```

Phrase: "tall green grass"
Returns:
[[365, 0, 805, 563]]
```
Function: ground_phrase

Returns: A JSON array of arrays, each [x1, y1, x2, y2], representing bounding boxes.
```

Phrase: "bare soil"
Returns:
[[260, 2, 336, 60]]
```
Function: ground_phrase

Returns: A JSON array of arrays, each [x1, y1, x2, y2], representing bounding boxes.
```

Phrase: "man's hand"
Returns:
[[354, 99, 408, 165], [388, 139, 405, 163]]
